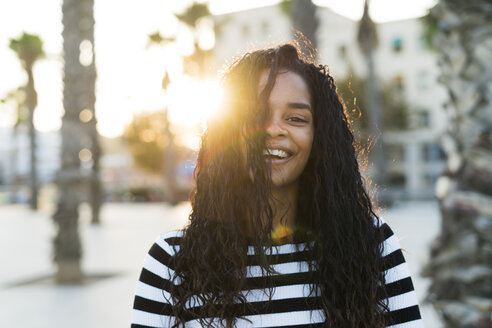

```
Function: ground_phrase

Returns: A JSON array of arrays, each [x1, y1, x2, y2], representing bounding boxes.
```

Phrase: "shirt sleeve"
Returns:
[[131, 234, 179, 328], [380, 221, 424, 328]]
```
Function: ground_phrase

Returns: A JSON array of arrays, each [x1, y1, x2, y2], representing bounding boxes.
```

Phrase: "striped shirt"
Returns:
[[132, 222, 423, 328]]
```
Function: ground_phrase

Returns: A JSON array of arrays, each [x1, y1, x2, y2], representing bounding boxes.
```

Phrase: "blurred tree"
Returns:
[[421, 2, 492, 327], [146, 31, 175, 46], [146, 1, 214, 203], [124, 110, 173, 174], [280, 0, 318, 53], [9, 32, 44, 210], [420, 11, 439, 50], [53, 0, 97, 284], [357, 0, 386, 187], [124, 110, 192, 204], [0, 87, 28, 203], [1, 87, 29, 128], [175, 2, 210, 28], [175, 1, 214, 78], [337, 72, 409, 133]]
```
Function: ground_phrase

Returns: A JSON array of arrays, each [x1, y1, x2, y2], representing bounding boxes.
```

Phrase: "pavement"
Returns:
[[0, 201, 443, 327]]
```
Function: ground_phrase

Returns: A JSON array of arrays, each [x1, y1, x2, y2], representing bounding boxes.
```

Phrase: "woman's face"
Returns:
[[258, 70, 314, 189]]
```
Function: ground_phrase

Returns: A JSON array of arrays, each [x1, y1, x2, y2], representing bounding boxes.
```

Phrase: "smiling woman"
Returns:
[[131, 43, 423, 328], [260, 70, 314, 193]]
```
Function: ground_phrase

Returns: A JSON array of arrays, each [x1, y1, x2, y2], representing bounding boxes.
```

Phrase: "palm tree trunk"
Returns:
[[365, 48, 386, 187], [10, 126, 19, 204], [82, 0, 101, 225], [423, 1, 492, 327], [53, 0, 96, 284], [357, 0, 386, 189], [289, 0, 318, 53], [162, 109, 176, 204], [26, 68, 38, 210], [90, 124, 102, 224]]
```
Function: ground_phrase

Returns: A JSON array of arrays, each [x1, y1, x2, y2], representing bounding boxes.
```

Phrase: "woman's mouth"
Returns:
[[263, 148, 293, 163]]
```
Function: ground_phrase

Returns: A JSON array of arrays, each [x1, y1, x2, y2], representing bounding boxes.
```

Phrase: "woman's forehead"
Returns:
[[258, 69, 311, 103], [258, 69, 300, 93]]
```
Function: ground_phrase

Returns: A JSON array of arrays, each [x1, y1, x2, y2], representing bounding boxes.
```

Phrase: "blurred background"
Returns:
[[1, 0, 491, 327]]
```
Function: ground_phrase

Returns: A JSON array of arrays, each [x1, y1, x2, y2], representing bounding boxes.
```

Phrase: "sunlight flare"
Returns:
[[167, 76, 223, 128]]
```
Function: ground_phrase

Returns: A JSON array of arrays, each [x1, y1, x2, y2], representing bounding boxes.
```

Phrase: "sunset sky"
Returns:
[[0, 0, 436, 147]]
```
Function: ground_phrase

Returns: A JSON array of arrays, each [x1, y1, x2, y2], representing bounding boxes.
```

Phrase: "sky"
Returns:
[[0, 0, 437, 144]]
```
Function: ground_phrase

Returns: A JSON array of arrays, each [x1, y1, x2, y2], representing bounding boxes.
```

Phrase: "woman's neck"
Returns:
[[270, 182, 298, 229]]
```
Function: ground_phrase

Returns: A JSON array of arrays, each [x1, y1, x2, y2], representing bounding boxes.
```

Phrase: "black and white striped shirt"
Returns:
[[132, 222, 423, 327]]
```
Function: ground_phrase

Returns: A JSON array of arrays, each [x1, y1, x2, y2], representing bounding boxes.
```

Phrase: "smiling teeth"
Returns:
[[263, 149, 289, 158]]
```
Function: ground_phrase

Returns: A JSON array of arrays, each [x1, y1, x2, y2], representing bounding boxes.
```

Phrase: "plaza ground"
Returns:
[[0, 201, 442, 327]]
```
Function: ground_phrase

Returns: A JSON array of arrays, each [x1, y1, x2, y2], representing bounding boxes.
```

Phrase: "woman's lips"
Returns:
[[263, 147, 294, 164], [264, 154, 293, 164]]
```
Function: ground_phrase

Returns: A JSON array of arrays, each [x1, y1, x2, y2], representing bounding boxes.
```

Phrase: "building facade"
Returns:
[[212, 4, 448, 200]]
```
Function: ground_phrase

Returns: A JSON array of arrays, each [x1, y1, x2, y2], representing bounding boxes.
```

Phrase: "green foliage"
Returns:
[[0, 87, 28, 128], [149, 2, 213, 79], [123, 110, 194, 178], [175, 2, 210, 28], [124, 111, 172, 173], [337, 74, 368, 128], [337, 74, 409, 131], [279, 0, 291, 15], [9, 32, 45, 68], [147, 31, 175, 47], [380, 83, 410, 130], [420, 11, 438, 50]]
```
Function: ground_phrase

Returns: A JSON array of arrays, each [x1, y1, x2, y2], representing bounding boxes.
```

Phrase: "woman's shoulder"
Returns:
[[146, 230, 184, 261], [157, 230, 185, 245], [373, 217, 411, 279], [372, 216, 407, 266], [373, 216, 397, 244]]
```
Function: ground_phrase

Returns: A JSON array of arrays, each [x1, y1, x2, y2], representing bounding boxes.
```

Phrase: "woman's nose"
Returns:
[[265, 117, 287, 137]]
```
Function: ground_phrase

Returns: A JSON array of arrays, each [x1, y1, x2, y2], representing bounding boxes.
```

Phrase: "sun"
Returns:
[[164, 75, 224, 149], [166, 76, 223, 128]]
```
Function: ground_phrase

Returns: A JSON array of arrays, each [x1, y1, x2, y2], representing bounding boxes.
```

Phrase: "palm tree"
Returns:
[[147, 2, 212, 203], [291, 0, 318, 51], [356, 0, 386, 190], [422, 1, 492, 327], [279, 0, 318, 54], [9, 33, 44, 210], [175, 2, 213, 78], [52, 0, 96, 283], [0, 87, 28, 204], [82, 2, 101, 225]]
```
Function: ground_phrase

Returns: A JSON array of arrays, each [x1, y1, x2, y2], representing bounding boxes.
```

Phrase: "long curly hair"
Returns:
[[168, 43, 389, 328]]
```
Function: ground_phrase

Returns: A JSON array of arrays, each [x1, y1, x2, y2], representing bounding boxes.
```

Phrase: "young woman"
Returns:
[[131, 44, 423, 328]]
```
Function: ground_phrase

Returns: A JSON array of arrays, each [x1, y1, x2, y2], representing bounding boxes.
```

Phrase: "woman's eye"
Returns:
[[288, 117, 308, 123]]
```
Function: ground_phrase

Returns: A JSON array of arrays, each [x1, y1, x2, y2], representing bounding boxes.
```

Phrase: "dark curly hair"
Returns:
[[167, 43, 389, 328]]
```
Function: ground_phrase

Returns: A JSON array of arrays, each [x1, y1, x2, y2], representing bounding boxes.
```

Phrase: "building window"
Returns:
[[338, 44, 347, 58], [422, 143, 445, 162], [387, 143, 404, 162], [394, 75, 404, 90], [417, 110, 430, 128], [418, 34, 429, 50], [241, 24, 250, 37], [261, 21, 269, 34], [417, 71, 430, 91], [391, 36, 403, 52]]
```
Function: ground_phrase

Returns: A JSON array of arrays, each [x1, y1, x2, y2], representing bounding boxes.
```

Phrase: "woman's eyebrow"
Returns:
[[287, 102, 312, 112]]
